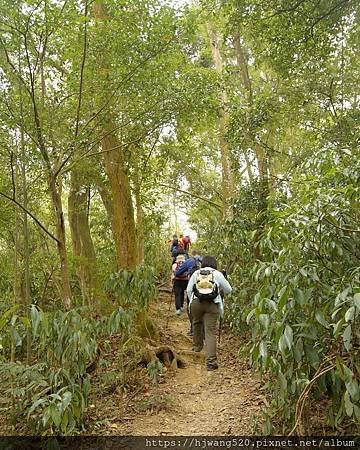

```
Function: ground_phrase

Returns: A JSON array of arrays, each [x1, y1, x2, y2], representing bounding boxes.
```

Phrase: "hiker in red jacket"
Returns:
[[182, 235, 191, 252]]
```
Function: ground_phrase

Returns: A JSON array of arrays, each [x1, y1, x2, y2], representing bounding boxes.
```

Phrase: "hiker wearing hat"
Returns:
[[186, 255, 232, 370], [171, 252, 189, 315]]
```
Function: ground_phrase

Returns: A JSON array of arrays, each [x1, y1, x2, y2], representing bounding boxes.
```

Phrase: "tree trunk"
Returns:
[[233, 32, 270, 259], [101, 129, 138, 269], [68, 166, 97, 305], [132, 149, 145, 263], [233, 32, 269, 190], [93, 2, 138, 270], [206, 22, 234, 218], [49, 175, 72, 309]]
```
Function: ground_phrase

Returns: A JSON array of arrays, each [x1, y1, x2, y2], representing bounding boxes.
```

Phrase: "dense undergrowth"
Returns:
[[196, 154, 360, 434], [0, 266, 158, 434]]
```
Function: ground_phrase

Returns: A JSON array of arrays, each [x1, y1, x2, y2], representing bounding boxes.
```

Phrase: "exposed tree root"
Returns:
[[140, 345, 187, 370]]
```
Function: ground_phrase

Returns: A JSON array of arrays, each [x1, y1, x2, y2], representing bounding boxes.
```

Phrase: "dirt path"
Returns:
[[86, 291, 266, 435]]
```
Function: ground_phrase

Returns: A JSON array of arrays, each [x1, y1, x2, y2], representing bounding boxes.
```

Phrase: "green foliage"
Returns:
[[104, 265, 157, 311], [0, 305, 130, 434]]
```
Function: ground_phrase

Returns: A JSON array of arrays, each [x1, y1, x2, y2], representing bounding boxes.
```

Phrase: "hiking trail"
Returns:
[[85, 288, 266, 435]]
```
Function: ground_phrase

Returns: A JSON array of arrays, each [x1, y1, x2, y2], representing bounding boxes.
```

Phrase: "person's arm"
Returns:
[[186, 272, 196, 298], [216, 271, 232, 295]]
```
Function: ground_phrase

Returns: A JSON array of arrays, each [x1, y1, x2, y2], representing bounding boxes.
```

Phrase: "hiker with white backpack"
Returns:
[[186, 255, 232, 371]]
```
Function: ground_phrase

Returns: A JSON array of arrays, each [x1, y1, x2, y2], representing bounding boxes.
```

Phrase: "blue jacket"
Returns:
[[175, 256, 200, 277]]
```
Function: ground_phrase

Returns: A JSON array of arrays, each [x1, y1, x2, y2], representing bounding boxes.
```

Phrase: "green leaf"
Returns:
[[246, 309, 256, 324], [278, 287, 289, 310], [61, 410, 69, 433], [342, 325, 352, 351], [278, 370, 287, 393], [27, 398, 47, 416], [346, 379, 359, 402], [294, 338, 304, 362], [345, 306, 355, 322], [266, 299, 277, 311], [61, 391, 72, 411], [315, 311, 329, 328], [50, 404, 62, 428], [259, 341, 267, 358], [354, 293, 360, 310], [335, 287, 351, 307], [284, 325, 293, 350], [354, 405, 360, 421], [333, 318, 344, 337], [278, 334, 287, 354], [304, 344, 319, 368], [259, 314, 270, 330], [293, 288, 305, 305], [344, 391, 353, 417]]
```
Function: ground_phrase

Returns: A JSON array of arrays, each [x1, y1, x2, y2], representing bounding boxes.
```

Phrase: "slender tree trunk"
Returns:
[[25, 52, 73, 308], [243, 151, 254, 182], [233, 32, 270, 259], [20, 104, 31, 363], [68, 166, 97, 305], [234, 32, 269, 187], [206, 22, 234, 218], [11, 152, 19, 364], [48, 175, 72, 308], [132, 149, 145, 263]]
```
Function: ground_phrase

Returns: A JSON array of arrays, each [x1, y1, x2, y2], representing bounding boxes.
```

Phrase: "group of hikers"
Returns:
[[169, 234, 232, 371]]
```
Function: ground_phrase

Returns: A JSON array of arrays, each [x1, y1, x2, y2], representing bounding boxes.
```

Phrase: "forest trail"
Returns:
[[86, 289, 265, 435]]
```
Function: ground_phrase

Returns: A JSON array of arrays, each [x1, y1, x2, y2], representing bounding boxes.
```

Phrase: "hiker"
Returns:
[[171, 252, 189, 315], [186, 255, 232, 370], [175, 250, 202, 335], [170, 234, 181, 258], [182, 235, 191, 252]]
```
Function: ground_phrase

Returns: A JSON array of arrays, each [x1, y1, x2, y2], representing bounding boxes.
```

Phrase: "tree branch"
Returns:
[[0, 191, 60, 244], [74, 0, 88, 139], [323, 216, 360, 233], [158, 183, 222, 210]]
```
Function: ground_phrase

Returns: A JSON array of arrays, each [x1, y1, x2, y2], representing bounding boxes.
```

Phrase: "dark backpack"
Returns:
[[171, 245, 179, 257], [170, 238, 180, 257], [188, 258, 201, 277], [193, 269, 219, 301]]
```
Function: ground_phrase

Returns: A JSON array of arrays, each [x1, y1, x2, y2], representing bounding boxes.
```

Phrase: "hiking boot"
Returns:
[[206, 362, 219, 371], [175, 309, 182, 315]]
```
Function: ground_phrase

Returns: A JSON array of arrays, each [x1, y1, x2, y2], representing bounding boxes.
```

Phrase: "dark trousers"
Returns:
[[173, 279, 188, 310]]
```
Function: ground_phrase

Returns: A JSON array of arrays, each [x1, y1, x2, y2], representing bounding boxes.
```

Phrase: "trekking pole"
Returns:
[[218, 316, 222, 344]]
